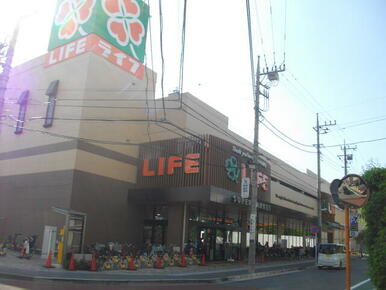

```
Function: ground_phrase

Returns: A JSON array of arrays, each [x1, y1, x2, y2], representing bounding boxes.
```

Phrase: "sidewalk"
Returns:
[[0, 251, 314, 283]]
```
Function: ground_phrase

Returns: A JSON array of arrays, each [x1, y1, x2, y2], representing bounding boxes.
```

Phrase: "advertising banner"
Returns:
[[48, 0, 149, 64]]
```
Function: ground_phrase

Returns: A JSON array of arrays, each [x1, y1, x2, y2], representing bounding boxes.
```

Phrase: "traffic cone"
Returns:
[[43, 250, 55, 268], [89, 252, 97, 271], [127, 256, 137, 271], [68, 253, 76, 270], [155, 255, 163, 269], [179, 253, 187, 267], [199, 253, 206, 266]]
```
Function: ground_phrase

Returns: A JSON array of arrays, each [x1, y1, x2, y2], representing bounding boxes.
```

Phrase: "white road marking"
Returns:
[[351, 278, 371, 289]]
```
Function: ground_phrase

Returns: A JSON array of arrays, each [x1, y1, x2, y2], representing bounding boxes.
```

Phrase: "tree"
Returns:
[[362, 167, 386, 289]]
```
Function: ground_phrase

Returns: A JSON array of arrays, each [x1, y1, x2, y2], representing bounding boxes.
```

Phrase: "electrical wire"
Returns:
[[253, 0, 268, 68], [260, 121, 316, 154], [147, 0, 158, 121], [261, 116, 314, 148], [158, 0, 166, 119], [324, 135, 386, 148], [246, 0, 256, 101], [178, 0, 188, 107], [269, 0, 276, 65], [282, 0, 287, 65]]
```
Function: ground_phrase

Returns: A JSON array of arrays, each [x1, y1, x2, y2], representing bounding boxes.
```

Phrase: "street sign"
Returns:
[[350, 216, 358, 225], [241, 177, 250, 198], [311, 225, 319, 234], [350, 231, 358, 238]]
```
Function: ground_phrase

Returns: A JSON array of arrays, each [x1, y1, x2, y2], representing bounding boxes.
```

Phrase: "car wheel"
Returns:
[[318, 266, 323, 270]]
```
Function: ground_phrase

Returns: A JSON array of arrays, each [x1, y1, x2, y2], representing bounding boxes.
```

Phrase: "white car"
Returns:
[[317, 243, 346, 269]]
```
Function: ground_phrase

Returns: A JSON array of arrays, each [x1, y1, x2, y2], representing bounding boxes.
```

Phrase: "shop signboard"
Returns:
[[46, 0, 149, 77], [141, 153, 200, 176], [137, 135, 271, 198]]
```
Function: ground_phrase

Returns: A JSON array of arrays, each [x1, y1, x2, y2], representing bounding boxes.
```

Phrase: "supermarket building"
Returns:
[[0, 0, 344, 260]]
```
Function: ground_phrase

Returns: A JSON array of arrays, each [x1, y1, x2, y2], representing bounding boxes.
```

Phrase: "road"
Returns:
[[0, 258, 373, 290], [225, 257, 374, 290]]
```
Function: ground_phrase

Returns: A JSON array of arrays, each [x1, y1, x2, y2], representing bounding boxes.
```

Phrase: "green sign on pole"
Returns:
[[48, 0, 149, 63]]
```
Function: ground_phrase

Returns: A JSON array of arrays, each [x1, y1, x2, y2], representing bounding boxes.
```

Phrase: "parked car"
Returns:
[[317, 243, 346, 269]]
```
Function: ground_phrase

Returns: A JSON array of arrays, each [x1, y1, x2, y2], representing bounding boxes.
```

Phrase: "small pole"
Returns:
[[345, 206, 351, 290], [314, 232, 317, 264]]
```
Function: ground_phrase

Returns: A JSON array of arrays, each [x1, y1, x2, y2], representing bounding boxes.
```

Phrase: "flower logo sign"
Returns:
[[225, 156, 240, 184], [102, 0, 145, 60], [54, 0, 96, 40], [48, 0, 149, 63]]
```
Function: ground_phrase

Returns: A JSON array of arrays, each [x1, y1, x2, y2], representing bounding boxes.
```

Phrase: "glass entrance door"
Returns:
[[198, 227, 226, 261]]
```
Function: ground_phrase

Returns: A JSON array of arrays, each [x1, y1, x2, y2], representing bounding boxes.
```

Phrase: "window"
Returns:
[[14, 90, 29, 134], [43, 80, 59, 128]]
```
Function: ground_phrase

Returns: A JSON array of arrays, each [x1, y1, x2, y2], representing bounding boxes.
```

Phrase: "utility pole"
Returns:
[[338, 140, 356, 290], [338, 140, 357, 175], [247, 57, 284, 271], [313, 114, 336, 247], [245, 0, 285, 271]]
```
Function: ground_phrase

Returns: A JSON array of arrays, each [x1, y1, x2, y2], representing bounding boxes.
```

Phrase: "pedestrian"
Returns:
[[23, 238, 30, 256]]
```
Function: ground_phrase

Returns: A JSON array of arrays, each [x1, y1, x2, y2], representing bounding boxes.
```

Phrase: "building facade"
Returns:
[[0, 48, 336, 260]]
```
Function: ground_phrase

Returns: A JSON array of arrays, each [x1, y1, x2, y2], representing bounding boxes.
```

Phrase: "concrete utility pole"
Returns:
[[338, 140, 357, 175], [313, 114, 336, 246], [245, 0, 285, 271], [248, 58, 285, 271]]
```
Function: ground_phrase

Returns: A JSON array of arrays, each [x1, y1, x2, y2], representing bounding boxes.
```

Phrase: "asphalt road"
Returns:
[[0, 258, 373, 290], [225, 257, 373, 290]]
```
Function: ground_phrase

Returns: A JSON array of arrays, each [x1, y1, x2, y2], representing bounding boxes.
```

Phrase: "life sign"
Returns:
[[46, 0, 149, 76], [142, 154, 201, 176], [45, 34, 145, 79]]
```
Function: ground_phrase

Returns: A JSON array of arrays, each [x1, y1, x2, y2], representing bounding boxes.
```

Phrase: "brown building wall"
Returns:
[[0, 170, 72, 244], [69, 170, 141, 244]]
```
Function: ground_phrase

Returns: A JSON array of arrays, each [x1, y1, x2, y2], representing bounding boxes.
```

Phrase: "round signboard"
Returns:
[[337, 174, 369, 208], [311, 225, 319, 234]]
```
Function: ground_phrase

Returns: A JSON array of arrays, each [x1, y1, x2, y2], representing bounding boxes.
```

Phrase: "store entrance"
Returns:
[[143, 220, 167, 245], [197, 227, 240, 261]]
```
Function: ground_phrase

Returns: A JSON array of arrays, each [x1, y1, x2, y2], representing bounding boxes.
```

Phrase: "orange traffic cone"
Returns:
[[199, 253, 206, 266], [43, 250, 55, 268], [179, 253, 187, 267], [89, 252, 97, 271], [155, 255, 163, 269], [68, 253, 76, 270], [127, 256, 137, 271]]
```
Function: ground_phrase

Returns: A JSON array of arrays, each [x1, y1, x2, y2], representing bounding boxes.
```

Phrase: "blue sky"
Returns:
[[1, 0, 385, 182]]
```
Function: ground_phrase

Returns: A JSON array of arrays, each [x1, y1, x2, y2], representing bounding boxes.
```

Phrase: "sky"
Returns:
[[0, 0, 385, 183]]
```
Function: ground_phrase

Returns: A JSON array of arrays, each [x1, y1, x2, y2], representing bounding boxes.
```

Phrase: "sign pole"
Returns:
[[314, 232, 317, 264], [345, 206, 351, 290]]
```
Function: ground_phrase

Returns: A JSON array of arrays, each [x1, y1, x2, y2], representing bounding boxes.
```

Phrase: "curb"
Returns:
[[0, 262, 314, 284]]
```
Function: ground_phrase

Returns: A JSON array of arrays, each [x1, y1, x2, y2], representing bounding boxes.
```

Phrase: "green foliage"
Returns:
[[362, 167, 386, 290]]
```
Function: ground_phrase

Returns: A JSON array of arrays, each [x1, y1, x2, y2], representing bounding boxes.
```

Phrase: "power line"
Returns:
[[178, 0, 188, 107], [261, 121, 316, 154], [252, 0, 268, 68], [324, 135, 386, 148], [268, 0, 276, 65], [262, 116, 314, 147], [158, 0, 166, 119], [147, 0, 158, 121], [282, 0, 287, 65], [334, 115, 386, 130]]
